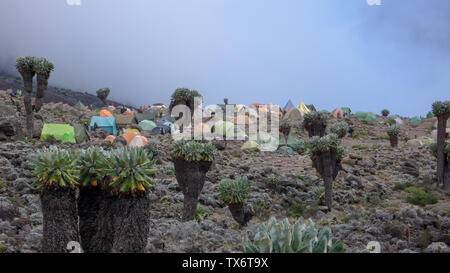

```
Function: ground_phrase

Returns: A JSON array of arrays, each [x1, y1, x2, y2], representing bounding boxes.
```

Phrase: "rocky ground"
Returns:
[[0, 89, 449, 253]]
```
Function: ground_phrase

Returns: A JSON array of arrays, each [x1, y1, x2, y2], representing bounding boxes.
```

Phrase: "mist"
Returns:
[[0, 0, 448, 116]]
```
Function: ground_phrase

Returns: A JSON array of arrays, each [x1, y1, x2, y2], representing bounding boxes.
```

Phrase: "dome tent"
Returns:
[[241, 141, 260, 150], [139, 120, 157, 131], [40, 124, 76, 144], [410, 116, 423, 125]]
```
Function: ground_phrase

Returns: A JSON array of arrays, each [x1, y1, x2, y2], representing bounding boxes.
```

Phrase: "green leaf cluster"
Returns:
[[244, 217, 345, 253], [172, 139, 216, 162], [432, 101, 450, 116], [386, 125, 400, 136], [218, 177, 251, 204]]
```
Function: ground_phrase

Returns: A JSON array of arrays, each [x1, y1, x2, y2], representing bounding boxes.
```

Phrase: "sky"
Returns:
[[0, 0, 448, 117]]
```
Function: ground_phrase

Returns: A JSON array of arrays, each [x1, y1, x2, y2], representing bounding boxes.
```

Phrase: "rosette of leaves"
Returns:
[[105, 147, 156, 194], [244, 217, 344, 253], [33, 57, 54, 75], [381, 109, 390, 117], [307, 133, 340, 155], [30, 146, 78, 191], [33, 57, 54, 112], [16, 56, 37, 73], [303, 111, 329, 137], [329, 121, 349, 138], [77, 147, 107, 188], [218, 177, 251, 204], [96, 88, 110, 106], [172, 139, 216, 162], [432, 101, 450, 116], [386, 125, 400, 137]]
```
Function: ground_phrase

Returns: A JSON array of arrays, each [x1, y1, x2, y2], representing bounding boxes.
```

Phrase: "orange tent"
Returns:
[[99, 109, 113, 117], [129, 135, 148, 147], [105, 135, 116, 144], [123, 132, 139, 145]]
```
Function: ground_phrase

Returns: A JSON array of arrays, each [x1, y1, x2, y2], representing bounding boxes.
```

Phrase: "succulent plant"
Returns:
[[386, 125, 400, 137], [307, 133, 340, 154], [244, 217, 344, 253], [30, 146, 79, 191], [16, 56, 37, 73], [329, 122, 349, 138], [381, 109, 390, 117], [303, 111, 329, 126], [104, 147, 156, 194], [218, 177, 251, 204], [172, 139, 216, 162], [432, 101, 450, 116], [76, 148, 107, 188], [33, 57, 55, 75]]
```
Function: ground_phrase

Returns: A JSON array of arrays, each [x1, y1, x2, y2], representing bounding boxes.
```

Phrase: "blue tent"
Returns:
[[90, 116, 117, 135], [283, 100, 295, 113]]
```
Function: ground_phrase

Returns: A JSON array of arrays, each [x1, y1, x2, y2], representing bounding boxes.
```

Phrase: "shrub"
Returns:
[[218, 177, 251, 204], [429, 142, 450, 158], [381, 109, 390, 117], [393, 181, 413, 191], [76, 148, 107, 188], [30, 146, 78, 191], [329, 122, 349, 137], [307, 133, 340, 154], [387, 125, 400, 136], [405, 187, 438, 207], [172, 139, 216, 162], [144, 139, 159, 157], [244, 217, 344, 253]]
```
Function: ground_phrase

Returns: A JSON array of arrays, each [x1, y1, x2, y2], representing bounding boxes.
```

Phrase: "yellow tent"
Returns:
[[125, 128, 140, 134], [297, 102, 311, 114], [241, 141, 260, 150]]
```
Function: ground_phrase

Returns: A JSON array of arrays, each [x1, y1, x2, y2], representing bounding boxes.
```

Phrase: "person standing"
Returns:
[[348, 127, 354, 137]]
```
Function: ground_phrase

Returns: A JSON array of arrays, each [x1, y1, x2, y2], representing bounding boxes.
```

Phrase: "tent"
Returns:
[[115, 114, 137, 129], [410, 116, 423, 125], [73, 124, 90, 143], [99, 109, 113, 117], [105, 135, 116, 144], [283, 100, 295, 113], [129, 135, 148, 147], [135, 112, 157, 123], [122, 132, 140, 145], [426, 111, 436, 119], [394, 118, 404, 126], [125, 128, 140, 134], [254, 132, 279, 151], [297, 102, 311, 114], [306, 104, 316, 112], [341, 107, 351, 116], [331, 108, 344, 118], [139, 120, 157, 131], [283, 108, 303, 121], [212, 121, 235, 136], [241, 141, 260, 150], [150, 126, 170, 136], [74, 101, 85, 110], [158, 120, 175, 130], [355, 112, 378, 122], [387, 115, 401, 120], [162, 115, 176, 123], [90, 116, 117, 135], [40, 124, 76, 144], [234, 115, 254, 125]]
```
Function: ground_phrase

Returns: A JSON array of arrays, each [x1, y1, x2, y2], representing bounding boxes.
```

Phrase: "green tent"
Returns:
[[74, 101, 85, 110], [212, 121, 246, 138], [139, 120, 157, 131], [41, 124, 76, 143], [341, 107, 351, 116], [355, 112, 378, 121], [279, 135, 305, 152], [135, 112, 157, 123], [410, 116, 423, 125], [74, 124, 90, 143], [254, 132, 279, 151], [426, 111, 435, 119], [241, 141, 260, 150], [387, 114, 401, 120]]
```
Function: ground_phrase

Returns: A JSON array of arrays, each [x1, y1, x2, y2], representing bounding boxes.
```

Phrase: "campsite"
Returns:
[[0, 81, 449, 254]]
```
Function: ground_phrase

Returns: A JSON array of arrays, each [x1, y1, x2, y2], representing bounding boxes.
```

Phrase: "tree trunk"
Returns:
[[311, 149, 340, 210], [97, 190, 116, 253], [40, 187, 79, 253], [228, 202, 254, 228], [20, 71, 34, 140], [306, 120, 326, 138], [35, 73, 49, 113], [173, 159, 212, 221], [436, 115, 449, 189], [444, 157, 450, 191], [390, 135, 398, 148], [78, 187, 103, 253], [110, 194, 150, 253]]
